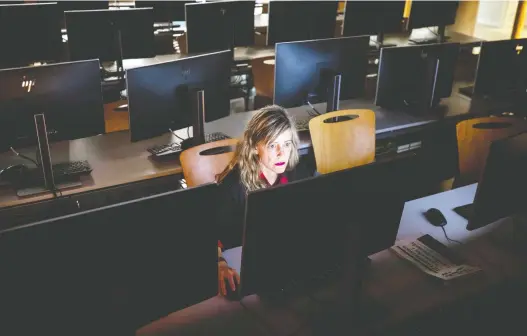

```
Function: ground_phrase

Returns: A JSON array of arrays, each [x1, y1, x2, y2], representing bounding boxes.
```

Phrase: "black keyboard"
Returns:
[[14, 161, 92, 186], [147, 132, 231, 156]]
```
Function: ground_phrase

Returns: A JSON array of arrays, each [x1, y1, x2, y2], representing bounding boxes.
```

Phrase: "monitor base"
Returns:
[[17, 179, 83, 197]]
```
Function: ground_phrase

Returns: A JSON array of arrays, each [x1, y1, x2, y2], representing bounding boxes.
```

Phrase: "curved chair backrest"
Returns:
[[180, 138, 239, 188], [456, 116, 527, 186], [309, 109, 376, 174]]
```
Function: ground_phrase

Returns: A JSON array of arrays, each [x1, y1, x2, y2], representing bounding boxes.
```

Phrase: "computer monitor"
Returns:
[[0, 2, 63, 68], [267, 0, 338, 46], [239, 153, 424, 297], [56, 1, 108, 28], [408, 1, 459, 44], [375, 42, 460, 112], [452, 131, 527, 231], [469, 39, 527, 109], [0, 183, 219, 335], [342, 0, 405, 47], [185, 0, 255, 54], [136, 1, 191, 23], [65, 8, 155, 73], [274, 36, 370, 111], [126, 50, 231, 148], [0, 60, 105, 153]]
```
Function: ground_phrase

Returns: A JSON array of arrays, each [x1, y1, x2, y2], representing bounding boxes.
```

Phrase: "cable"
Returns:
[[440, 226, 463, 245], [306, 100, 321, 116], [427, 27, 439, 37], [10, 147, 38, 167]]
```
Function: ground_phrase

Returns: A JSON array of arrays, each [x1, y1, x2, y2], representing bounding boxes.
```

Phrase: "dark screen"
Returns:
[[0, 183, 218, 335], [408, 1, 459, 29], [65, 8, 155, 62], [240, 154, 425, 297], [136, 0, 191, 22], [56, 1, 108, 28], [126, 50, 232, 142], [267, 0, 338, 45], [469, 131, 527, 230], [0, 60, 105, 153], [185, 1, 255, 53], [375, 42, 459, 109], [0, 3, 63, 68], [274, 36, 370, 108], [342, 0, 405, 36], [473, 39, 527, 100]]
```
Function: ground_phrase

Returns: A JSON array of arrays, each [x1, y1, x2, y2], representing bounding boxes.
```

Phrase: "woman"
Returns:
[[216, 105, 312, 296]]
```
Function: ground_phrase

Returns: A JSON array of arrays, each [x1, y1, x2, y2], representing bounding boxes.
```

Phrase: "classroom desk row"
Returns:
[[0, 93, 478, 210], [137, 184, 527, 336]]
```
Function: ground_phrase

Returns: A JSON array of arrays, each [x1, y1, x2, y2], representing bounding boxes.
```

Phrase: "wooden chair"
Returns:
[[456, 116, 527, 186], [180, 139, 239, 188], [309, 109, 376, 174]]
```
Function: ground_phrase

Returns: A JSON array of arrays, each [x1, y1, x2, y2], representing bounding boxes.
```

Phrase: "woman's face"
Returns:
[[256, 129, 294, 175]]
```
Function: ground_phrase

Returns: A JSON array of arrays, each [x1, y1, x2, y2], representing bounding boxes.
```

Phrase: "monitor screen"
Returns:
[[342, 0, 405, 37], [185, 0, 255, 53], [0, 3, 63, 68], [468, 131, 527, 230], [126, 50, 232, 142], [274, 36, 370, 109], [65, 8, 155, 62], [408, 0, 459, 29], [473, 38, 527, 100], [267, 0, 338, 45], [0, 60, 105, 152], [56, 1, 108, 28], [375, 42, 459, 110], [0, 183, 219, 334]]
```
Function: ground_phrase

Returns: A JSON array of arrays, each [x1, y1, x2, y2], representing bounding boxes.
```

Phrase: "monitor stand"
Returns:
[[409, 25, 450, 45], [326, 74, 342, 113], [180, 89, 206, 151], [453, 203, 474, 220]]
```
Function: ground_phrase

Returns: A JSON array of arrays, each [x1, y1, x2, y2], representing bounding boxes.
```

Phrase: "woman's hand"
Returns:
[[218, 260, 240, 296]]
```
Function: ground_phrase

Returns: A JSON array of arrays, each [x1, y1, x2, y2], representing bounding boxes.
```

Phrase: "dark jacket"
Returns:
[[217, 161, 313, 249]]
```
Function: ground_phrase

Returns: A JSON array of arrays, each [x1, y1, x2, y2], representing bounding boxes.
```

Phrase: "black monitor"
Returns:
[[55, 1, 108, 28], [65, 8, 155, 74], [267, 0, 338, 46], [136, 0, 191, 23], [408, 1, 459, 44], [274, 36, 370, 111], [239, 153, 424, 297], [342, 0, 405, 47], [0, 183, 219, 335], [375, 42, 460, 112], [469, 39, 527, 110], [0, 2, 63, 69], [126, 50, 231, 148], [185, 0, 255, 54], [0, 60, 105, 153], [453, 131, 527, 231]]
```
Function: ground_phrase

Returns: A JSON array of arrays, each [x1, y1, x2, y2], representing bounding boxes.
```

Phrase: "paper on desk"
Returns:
[[391, 240, 482, 281]]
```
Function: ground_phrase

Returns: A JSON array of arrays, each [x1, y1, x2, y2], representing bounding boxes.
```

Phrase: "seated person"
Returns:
[[216, 105, 312, 296]]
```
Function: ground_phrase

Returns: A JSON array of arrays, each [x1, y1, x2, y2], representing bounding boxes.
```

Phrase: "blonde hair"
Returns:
[[217, 105, 300, 192]]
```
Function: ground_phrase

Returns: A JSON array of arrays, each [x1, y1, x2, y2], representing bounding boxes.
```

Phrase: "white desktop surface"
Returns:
[[223, 183, 507, 270]]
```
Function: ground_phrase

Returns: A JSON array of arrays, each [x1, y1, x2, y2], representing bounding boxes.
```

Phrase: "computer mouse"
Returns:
[[423, 208, 447, 227]]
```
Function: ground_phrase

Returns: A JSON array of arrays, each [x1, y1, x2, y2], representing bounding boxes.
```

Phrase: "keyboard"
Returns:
[[391, 235, 481, 281], [147, 132, 231, 156], [295, 119, 312, 131], [25, 161, 92, 182]]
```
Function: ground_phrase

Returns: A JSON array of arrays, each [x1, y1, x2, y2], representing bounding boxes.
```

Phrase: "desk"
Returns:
[[137, 185, 527, 336], [0, 95, 475, 209]]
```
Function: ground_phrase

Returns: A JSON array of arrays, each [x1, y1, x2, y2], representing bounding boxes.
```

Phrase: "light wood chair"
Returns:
[[309, 109, 376, 174], [180, 139, 239, 188], [456, 116, 527, 186]]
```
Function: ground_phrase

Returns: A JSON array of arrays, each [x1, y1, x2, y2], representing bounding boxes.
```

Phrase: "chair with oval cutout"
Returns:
[[180, 138, 239, 188], [455, 116, 527, 187], [309, 109, 375, 174]]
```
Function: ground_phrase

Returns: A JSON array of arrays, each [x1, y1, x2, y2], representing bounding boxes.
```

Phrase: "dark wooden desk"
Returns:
[[136, 185, 527, 336], [0, 95, 476, 209]]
